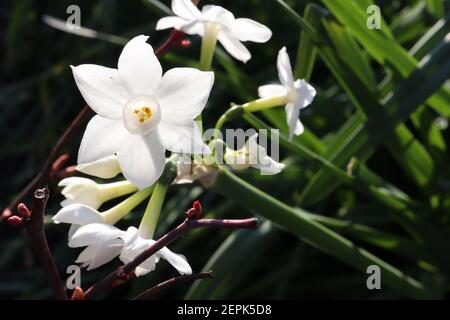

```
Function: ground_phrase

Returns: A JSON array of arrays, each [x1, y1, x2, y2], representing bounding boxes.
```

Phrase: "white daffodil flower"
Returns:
[[156, 0, 272, 63], [258, 47, 316, 139], [225, 133, 285, 175], [70, 224, 192, 275], [76, 155, 122, 179], [59, 177, 137, 209], [72, 35, 214, 189]]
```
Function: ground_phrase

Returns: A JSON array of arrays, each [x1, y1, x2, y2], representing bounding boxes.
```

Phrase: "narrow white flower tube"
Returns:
[[72, 35, 214, 190], [156, 0, 272, 63], [53, 187, 153, 239], [59, 177, 137, 209], [70, 224, 192, 275], [258, 47, 317, 140], [224, 133, 285, 175], [76, 155, 121, 179]]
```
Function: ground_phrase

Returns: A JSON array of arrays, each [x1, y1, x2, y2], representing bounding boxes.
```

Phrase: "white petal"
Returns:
[[58, 177, 95, 188], [158, 247, 192, 275], [201, 5, 235, 29], [71, 65, 129, 119], [116, 132, 166, 189], [156, 15, 203, 35], [76, 155, 122, 179], [253, 155, 285, 175], [217, 31, 251, 63], [118, 35, 162, 96], [277, 47, 294, 88], [68, 224, 80, 239], [157, 120, 210, 154], [70, 223, 125, 248], [77, 116, 127, 164], [233, 18, 272, 43], [119, 233, 158, 277], [52, 204, 103, 225], [294, 79, 317, 109], [172, 0, 202, 20], [258, 84, 286, 98], [285, 103, 303, 139], [155, 68, 214, 124], [156, 16, 190, 30], [76, 239, 124, 270]]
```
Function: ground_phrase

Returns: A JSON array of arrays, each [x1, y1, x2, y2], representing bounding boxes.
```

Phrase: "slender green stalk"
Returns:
[[139, 183, 169, 239], [208, 167, 438, 299], [102, 186, 154, 225], [138, 160, 178, 239]]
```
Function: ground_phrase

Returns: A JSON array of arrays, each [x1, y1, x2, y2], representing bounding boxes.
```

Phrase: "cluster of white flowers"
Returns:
[[54, 0, 316, 277]]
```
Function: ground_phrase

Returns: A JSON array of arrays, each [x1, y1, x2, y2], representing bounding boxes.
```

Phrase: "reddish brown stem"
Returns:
[[84, 217, 257, 299], [24, 188, 68, 300], [155, 29, 186, 57], [133, 271, 213, 300]]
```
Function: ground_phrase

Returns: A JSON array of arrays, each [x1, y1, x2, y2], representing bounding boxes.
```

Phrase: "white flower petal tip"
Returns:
[[52, 204, 104, 226], [73, 35, 215, 191], [76, 155, 122, 179]]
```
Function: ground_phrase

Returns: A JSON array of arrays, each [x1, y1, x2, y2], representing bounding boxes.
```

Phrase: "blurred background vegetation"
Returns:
[[1, 0, 450, 299]]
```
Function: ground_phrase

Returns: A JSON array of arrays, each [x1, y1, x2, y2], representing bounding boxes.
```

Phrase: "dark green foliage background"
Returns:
[[0, 0, 449, 299]]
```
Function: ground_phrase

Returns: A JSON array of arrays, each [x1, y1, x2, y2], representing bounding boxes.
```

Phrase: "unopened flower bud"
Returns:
[[7, 216, 23, 227], [185, 200, 202, 220], [17, 203, 30, 219]]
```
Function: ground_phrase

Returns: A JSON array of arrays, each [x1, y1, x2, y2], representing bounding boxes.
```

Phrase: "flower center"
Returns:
[[134, 106, 153, 123], [123, 96, 161, 135]]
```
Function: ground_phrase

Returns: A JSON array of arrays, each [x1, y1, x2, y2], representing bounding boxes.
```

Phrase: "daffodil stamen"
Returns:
[[134, 106, 153, 124]]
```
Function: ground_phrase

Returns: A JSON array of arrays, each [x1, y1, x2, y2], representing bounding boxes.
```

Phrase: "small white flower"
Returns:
[[59, 177, 137, 209], [225, 133, 284, 175], [72, 35, 214, 189], [70, 224, 192, 275], [76, 155, 122, 179], [156, 0, 272, 63], [258, 47, 316, 139]]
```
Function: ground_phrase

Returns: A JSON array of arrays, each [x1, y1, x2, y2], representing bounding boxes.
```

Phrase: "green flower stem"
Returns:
[[209, 167, 437, 299], [102, 186, 154, 225], [214, 96, 288, 133], [138, 160, 178, 239], [98, 181, 138, 203]]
